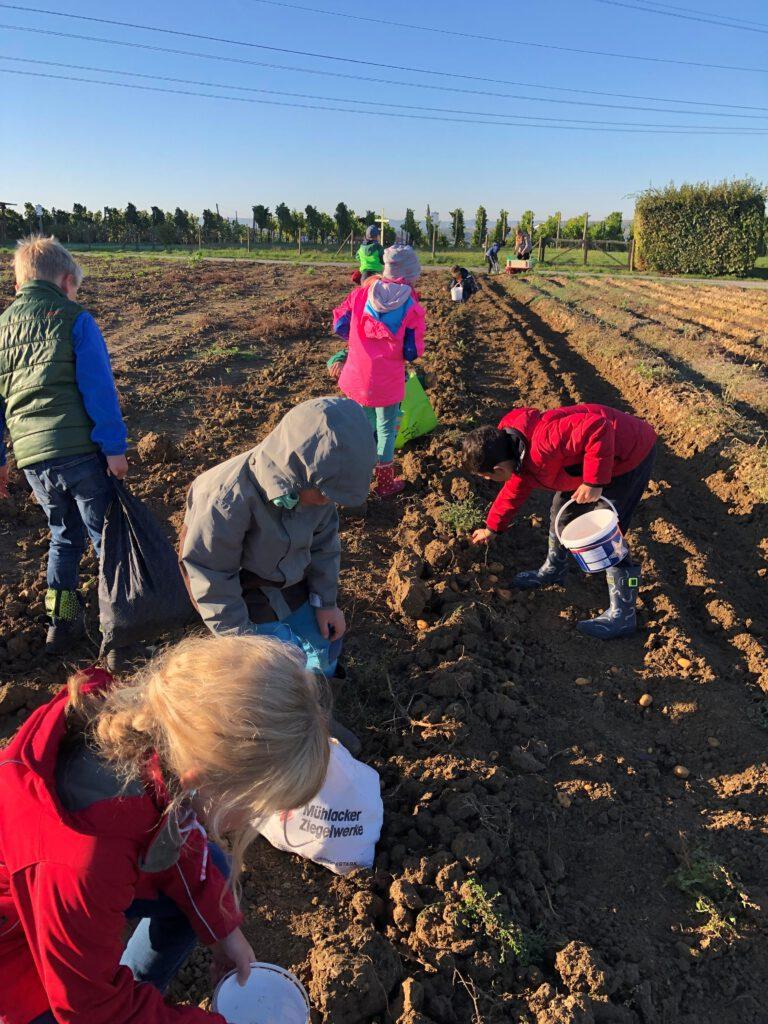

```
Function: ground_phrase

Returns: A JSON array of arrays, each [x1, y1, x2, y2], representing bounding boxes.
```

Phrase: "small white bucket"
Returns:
[[450, 284, 463, 301], [212, 962, 310, 1024], [555, 497, 627, 573]]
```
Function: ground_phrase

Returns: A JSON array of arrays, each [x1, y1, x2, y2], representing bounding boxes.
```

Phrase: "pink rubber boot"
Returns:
[[374, 462, 405, 499]]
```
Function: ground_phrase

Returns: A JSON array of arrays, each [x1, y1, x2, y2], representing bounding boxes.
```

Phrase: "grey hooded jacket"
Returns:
[[181, 397, 377, 635]]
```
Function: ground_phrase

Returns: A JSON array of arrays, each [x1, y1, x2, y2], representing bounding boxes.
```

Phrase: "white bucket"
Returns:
[[450, 284, 463, 301], [554, 497, 627, 573], [212, 962, 310, 1024]]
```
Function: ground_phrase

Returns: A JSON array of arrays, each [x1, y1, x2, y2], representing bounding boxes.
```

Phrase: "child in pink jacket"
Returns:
[[331, 245, 426, 498]]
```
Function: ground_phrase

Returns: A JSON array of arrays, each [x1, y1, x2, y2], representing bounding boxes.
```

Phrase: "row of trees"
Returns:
[[1, 201, 626, 248]]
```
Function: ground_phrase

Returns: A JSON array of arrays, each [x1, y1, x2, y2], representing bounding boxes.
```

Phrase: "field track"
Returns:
[[1, 257, 767, 1023]]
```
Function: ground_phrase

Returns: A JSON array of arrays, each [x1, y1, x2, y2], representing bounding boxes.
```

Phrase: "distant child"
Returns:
[[0, 236, 128, 656], [485, 239, 505, 274], [462, 403, 657, 639], [448, 264, 479, 301], [356, 224, 385, 281], [331, 244, 426, 498], [0, 634, 330, 1024]]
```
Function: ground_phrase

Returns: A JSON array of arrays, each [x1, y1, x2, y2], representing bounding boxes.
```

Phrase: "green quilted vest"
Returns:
[[357, 242, 384, 274], [0, 280, 98, 468]]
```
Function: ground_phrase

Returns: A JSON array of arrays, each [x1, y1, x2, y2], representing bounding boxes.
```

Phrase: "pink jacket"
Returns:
[[332, 283, 426, 407]]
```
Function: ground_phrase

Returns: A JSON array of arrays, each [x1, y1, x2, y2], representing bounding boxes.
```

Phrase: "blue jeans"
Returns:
[[29, 843, 229, 1024], [363, 403, 402, 464], [253, 600, 338, 676], [23, 453, 114, 592]]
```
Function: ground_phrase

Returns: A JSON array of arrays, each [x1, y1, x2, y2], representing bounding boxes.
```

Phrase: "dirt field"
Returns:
[[1, 256, 767, 1024]]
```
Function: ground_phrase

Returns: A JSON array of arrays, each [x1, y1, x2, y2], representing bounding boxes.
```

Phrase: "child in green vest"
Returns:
[[0, 236, 128, 658], [356, 225, 385, 281]]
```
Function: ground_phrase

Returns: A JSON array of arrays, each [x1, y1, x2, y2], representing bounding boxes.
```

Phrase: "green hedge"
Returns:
[[634, 179, 765, 276]]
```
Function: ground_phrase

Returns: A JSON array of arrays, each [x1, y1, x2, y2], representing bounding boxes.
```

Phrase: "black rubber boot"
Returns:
[[577, 563, 642, 640], [329, 716, 362, 757], [45, 589, 85, 655], [512, 533, 569, 590]]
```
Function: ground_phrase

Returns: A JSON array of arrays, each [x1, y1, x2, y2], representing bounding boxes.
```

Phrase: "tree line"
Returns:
[[1, 201, 627, 248]]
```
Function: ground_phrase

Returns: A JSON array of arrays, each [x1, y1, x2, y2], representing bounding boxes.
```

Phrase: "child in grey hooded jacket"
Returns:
[[180, 397, 376, 678]]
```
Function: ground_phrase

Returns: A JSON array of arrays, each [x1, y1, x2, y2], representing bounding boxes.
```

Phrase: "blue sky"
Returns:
[[1, 0, 766, 221]]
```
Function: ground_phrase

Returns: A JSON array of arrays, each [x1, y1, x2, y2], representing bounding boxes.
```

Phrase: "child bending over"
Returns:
[[448, 265, 479, 301]]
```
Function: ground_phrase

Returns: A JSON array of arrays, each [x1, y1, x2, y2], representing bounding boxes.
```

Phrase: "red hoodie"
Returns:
[[0, 669, 240, 1024], [486, 404, 657, 534]]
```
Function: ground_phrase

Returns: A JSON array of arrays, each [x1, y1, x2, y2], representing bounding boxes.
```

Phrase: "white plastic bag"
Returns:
[[257, 739, 383, 875]]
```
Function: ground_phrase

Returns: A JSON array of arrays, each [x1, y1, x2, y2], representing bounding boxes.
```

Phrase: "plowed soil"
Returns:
[[1, 256, 767, 1024]]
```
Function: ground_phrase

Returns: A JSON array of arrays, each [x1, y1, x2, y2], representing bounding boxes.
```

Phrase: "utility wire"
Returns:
[[4, 66, 767, 134], [4, 22, 767, 120], [638, 0, 768, 29], [244, 0, 767, 73], [592, 0, 768, 33], [3, 18, 765, 117], [5, 54, 766, 131], [1, 1, 766, 75]]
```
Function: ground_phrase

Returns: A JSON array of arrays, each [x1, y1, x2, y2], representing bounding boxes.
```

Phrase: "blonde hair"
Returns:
[[67, 634, 330, 896], [14, 234, 84, 288]]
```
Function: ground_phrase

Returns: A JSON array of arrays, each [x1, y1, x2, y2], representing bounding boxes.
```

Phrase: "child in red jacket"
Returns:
[[0, 634, 329, 1024], [463, 404, 657, 639]]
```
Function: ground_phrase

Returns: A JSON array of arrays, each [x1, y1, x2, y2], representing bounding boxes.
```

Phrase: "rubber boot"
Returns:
[[44, 589, 85, 655], [512, 533, 569, 590], [576, 563, 642, 640], [329, 716, 362, 757], [374, 462, 405, 500]]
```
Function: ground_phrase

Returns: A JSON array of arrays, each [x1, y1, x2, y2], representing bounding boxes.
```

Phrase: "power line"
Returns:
[[4, 66, 767, 134], [4, 22, 767, 120], [1, 1, 766, 76], [592, 0, 768, 33], [244, 0, 768, 73], [642, 0, 768, 29], [5, 54, 767, 131]]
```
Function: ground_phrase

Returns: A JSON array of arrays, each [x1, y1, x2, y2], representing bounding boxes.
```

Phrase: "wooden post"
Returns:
[[198, 226, 202, 250], [432, 223, 437, 258], [350, 230, 354, 257], [556, 212, 561, 247], [538, 236, 545, 262], [628, 238, 635, 272], [247, 228, 250, 253], [582, 212, 589, 265]]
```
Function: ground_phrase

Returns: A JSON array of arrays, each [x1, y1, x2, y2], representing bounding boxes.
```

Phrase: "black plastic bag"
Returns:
[[98, 480, 195, 653]]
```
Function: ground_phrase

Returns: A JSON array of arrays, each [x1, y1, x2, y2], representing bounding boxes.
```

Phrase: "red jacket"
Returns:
[[0, 669, 240, 1024], [486, 405, 657, 533]]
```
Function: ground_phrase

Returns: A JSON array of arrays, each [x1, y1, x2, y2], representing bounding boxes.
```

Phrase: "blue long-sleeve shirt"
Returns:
[[0, 311, 127, 466]]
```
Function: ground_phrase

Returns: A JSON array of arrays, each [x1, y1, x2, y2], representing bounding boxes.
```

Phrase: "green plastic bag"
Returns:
[[395, 372, 439, 450]]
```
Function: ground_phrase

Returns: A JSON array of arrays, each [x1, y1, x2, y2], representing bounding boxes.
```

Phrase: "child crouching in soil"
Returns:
[[0, 236, 128, 659], [330, 244, 426, 498], [463, 403, 657, 640], [448, 264, 479, 301], [0, 634, 329, 1024]]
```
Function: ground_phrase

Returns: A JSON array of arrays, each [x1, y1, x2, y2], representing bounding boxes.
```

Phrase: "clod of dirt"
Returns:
[[450, 832, 493, 871], [676, 656, 692, 670], [390, 878, 424, 911], [423, 540, 451, 571], [555, 941, 611, 998], [399, 452, 422, 484], [0, 683, 47, 715], [308, 924, 403, 1024], [508, 747, 546, 773], [136, 431, 178, 464], [435, 861, 464, 892], [638, 693, 653, 708], [350, 890, 383, 922], [531, 989, 595, 1024], [449, 476, 473, 502], [388, 551, 431, 619]]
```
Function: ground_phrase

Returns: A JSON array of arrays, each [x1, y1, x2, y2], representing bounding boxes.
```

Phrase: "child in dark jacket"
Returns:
[[0, 236, 128, 656], [448, 265, 479, 301], [462, 404, 657, 640], [485, 240, 505, 274], [0, 634, 329, 1024]]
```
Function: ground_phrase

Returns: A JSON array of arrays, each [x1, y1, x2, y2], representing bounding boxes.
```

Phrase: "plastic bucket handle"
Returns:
[[554, 496, 619, 548]]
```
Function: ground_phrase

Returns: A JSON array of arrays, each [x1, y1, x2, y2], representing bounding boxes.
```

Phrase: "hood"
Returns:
[[249, 396, 377, 506], [0, 670, 157, 839], [367, 279, 413, 314], [498, 407, 542, 445]]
